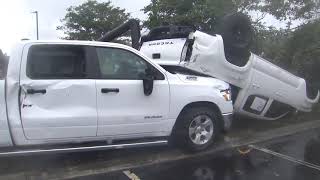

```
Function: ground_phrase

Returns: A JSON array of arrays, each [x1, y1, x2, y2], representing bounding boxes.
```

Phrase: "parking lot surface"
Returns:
[[0, 116, 320, 180], [75, 127, 320, 180]]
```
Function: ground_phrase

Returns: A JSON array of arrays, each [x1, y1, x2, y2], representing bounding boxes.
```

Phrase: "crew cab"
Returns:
[[0, 40, 233, 154]]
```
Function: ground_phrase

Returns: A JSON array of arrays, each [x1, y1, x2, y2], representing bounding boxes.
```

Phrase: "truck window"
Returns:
[[26, 45, 87, 79], [96, 47, 163, 80]]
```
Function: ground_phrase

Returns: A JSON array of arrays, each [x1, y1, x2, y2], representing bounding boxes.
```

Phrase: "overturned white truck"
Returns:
[[100, 14, 319, 121]]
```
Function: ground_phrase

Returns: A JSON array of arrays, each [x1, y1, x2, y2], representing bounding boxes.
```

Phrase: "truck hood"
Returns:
[[160, 64, 230, 90], [175, 73, 230, 90]]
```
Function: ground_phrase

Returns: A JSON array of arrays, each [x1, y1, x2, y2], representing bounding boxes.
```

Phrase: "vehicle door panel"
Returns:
[[94, 47, 170, 137], [20, 80, 97, 139], [96, 80, 170, 136], [19, 44, 98, 140]]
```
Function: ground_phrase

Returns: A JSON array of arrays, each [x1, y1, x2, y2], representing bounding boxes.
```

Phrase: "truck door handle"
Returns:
[[101, 88, 119, 93], [252, 84, 261, 89], [26, 89, 46, 94]]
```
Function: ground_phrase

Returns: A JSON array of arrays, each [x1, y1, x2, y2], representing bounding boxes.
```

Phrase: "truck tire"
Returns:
[[216, 13, 254, 67], [173, 106, 220, 151]]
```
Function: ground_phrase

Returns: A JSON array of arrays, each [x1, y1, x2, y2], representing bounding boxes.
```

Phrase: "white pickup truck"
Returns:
[[0, 40, 233, 154], [140, 30, 319, 120], [100, 17, 319, 122]]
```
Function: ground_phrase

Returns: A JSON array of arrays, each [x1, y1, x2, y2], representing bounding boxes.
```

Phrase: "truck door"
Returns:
[[19, 44, 98, 140], [94, 47, 170, 137]]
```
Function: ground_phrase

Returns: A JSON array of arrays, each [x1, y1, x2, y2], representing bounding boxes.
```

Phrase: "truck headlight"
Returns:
[[220, 89, 232, 101]]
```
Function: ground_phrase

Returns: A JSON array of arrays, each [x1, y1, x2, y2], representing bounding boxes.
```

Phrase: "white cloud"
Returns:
[[0, 0, 33, 54]]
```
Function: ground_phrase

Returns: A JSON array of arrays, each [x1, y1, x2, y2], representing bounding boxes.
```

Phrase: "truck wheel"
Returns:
[[216, 13, 254, 67], [173, 107, 220, 151]]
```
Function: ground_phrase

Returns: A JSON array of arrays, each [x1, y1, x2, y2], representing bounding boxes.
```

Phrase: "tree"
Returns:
[[143, 0, 236, 32], [234, 0, 320, 68], [237, 0, 320, 28], [57, 0, 130, 40], [281, 20, 320, 84], [143, 0, 320, 31]]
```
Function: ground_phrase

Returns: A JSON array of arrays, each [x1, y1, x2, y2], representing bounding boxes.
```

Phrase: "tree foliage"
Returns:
[[143, 0, 320, 31], [143, 0, 236, 31], [238, 0, 320, 22], [57, 0, 130, 40], [281, 20, 320, 83]]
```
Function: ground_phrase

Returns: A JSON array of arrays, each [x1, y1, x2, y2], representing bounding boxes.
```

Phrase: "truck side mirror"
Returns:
[[142, 67, 154, 96]]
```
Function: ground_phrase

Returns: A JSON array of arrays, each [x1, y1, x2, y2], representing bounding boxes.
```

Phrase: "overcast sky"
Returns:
[[0, 0, 294, 55], [0, 0, 150, 54]]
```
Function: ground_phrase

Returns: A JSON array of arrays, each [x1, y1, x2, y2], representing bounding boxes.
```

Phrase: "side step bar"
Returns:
[[0, 140, 168, 157]]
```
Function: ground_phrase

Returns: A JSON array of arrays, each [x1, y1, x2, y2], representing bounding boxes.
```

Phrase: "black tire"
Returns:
[[306, 81, 319, 100], [216, 13, 254, 67], [172, 106, 220, 152]]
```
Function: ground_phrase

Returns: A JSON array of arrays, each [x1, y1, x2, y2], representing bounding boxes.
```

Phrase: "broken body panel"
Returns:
[[140, 31, 319, 120]]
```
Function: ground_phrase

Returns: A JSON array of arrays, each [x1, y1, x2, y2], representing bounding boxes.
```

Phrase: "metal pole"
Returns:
[[32, 11, 39, 40], [35, 11, 39, 40]]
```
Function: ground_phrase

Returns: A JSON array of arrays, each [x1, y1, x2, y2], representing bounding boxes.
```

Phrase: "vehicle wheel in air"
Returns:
[[216, 13, 254, 67], [173, 106, 220, 151]]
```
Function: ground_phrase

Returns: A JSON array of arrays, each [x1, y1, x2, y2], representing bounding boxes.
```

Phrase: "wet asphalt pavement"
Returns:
[[72, 128, 320, 180], [0, 117, 320, 179]]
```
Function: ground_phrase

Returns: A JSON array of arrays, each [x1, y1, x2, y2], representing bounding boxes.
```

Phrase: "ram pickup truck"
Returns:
[[0, 40, 233, 155]]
